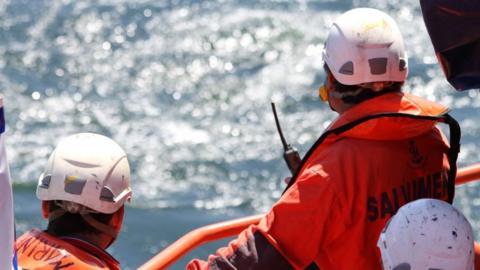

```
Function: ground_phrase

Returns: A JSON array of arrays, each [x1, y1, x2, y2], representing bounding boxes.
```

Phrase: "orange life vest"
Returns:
[[187, 91, 460, 270], [16, 228, 120, 270]]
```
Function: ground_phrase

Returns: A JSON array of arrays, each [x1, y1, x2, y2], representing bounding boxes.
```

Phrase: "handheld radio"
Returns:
[[271, 102, 302, 175]]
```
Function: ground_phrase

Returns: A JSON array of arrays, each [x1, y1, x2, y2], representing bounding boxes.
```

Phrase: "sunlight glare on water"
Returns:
[[2, 0, 480, 268]]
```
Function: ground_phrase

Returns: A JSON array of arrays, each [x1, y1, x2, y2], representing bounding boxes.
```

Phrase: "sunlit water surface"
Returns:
[[2, 0, 479, 269]]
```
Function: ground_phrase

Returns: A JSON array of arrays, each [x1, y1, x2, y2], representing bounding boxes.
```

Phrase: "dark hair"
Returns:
[[46, 201, 114, 237], [324, 64, 403, 104]]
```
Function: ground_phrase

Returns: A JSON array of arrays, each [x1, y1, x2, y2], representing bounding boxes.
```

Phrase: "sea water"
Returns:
[[2, 0, 480, 269]]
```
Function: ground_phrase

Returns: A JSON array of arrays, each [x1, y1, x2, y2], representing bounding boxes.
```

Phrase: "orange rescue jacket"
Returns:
[[187, 91, 459, 270], [16, 228, 120, 270]]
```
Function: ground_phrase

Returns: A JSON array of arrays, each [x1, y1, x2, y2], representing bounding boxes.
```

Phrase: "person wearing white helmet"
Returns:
[[188, 8, 461, 270], [320, 7, 407, 108], [15, 133, 131, 270], [378, 199, 474, 270]]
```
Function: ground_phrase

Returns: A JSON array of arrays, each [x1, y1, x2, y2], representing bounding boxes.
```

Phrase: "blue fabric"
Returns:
[[0, 107, 4, 134], [12, 251, 18, 270]]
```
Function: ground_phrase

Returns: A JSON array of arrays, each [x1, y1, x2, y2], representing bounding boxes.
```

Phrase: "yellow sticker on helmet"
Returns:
[[362, 18, 387, 32]]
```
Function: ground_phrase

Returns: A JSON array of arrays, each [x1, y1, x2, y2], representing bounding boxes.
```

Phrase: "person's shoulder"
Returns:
[[16, 229, 112, 270], [324, 137, 368, 155]]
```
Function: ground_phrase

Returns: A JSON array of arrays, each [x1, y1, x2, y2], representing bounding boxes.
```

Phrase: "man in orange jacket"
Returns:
[[187, 8, 460, 270], [15, 133, 132, 270]]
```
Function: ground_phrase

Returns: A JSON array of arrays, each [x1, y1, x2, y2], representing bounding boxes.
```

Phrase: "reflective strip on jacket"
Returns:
[[16, 228, 120, 270], [187, 91, 453, 270]]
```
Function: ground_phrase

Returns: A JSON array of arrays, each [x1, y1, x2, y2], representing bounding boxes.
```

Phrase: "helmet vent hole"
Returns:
[[399, 59, 407, 71], [39, 175, 52, 189], [100, 186, 115, 202], [393, 263, 411, 270], [339, 61, 354, 75], [369, 57, 388, 75]]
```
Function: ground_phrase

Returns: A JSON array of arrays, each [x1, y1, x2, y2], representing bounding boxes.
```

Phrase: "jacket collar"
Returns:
[[326, 91, 449, 140], [60, 236, 120, 270]]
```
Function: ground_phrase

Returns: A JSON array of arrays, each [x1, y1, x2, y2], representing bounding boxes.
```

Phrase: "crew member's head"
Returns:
[[378, 199, 474, 270], [320, 8, 408, 113], [36, 133, 132, 249]]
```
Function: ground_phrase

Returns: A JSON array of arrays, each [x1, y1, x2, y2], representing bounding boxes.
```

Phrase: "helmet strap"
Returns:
[[81, 213, 118, 239], [46, 200, 119, 244], [330, 87, 364, 99], [331, 82, 394, 100], [47, 208, 67, 222]]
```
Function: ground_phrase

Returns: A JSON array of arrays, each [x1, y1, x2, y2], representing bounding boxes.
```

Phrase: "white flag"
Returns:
[[0, 97, 15, 270]]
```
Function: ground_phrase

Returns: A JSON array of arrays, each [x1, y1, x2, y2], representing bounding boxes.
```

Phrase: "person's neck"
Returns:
[[79, 234, 103, 248], [72, 232, 113, 249], [47, 230, 112, 249], [330, 99, 354, 114]]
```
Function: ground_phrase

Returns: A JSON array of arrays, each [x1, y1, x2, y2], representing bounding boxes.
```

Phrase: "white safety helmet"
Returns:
[[378, 199, 474, 270], [37, 133, 132, 214], [323, 8, 408, 85]]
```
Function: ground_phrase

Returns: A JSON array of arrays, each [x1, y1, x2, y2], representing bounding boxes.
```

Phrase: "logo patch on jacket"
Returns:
[[408, 140, 426, 168]]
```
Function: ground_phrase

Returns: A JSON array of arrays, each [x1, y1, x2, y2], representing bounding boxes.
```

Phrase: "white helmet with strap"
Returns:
[[323, 8, 408, 86], [37, 133, 132, 214], [378, 199, 474, 270]]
